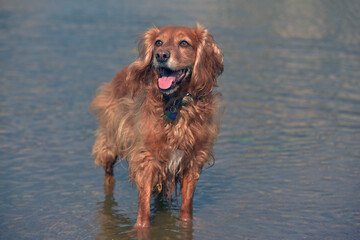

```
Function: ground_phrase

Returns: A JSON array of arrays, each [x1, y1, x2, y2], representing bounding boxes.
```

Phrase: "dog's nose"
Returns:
[[155, 50, 170, 62]]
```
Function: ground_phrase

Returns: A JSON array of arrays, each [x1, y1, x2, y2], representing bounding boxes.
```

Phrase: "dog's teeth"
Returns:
[[177, 69, 184, 77]]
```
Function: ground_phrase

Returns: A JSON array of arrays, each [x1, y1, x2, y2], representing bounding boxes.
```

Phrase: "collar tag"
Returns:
[[164, 111, 178, 121], [163, 92, 193, 122]]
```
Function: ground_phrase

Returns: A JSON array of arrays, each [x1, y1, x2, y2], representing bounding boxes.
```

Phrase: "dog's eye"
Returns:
[[179, 41, 190, 48], [155, 40, 163, 47]]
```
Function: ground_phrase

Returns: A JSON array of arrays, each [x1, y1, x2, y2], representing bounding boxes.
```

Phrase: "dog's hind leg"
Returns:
[[104, 157, 117, 185], [92, 129, 117, 184]]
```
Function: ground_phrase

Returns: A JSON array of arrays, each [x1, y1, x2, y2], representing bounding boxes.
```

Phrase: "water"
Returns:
[[1, 0, 360, 239]]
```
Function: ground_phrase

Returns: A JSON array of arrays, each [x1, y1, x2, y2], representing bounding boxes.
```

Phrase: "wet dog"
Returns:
[[91, 24, 223, 227]]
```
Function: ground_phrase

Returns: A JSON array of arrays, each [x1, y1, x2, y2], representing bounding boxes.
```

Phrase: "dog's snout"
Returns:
[[155, 50, 170, 62]]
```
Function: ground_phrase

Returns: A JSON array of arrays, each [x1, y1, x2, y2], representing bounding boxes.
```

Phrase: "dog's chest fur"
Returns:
[[167, 149, 184, 174], [162, 105, 199, 169]]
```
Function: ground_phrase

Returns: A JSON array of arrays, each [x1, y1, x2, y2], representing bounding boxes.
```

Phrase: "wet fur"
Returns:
[[90, 24, 223, 226]]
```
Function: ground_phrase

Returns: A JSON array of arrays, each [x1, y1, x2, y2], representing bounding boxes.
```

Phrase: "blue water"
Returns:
[[1, 0, 360, 239]]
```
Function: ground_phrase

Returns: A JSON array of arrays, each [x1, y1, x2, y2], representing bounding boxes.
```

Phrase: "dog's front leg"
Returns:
[[134, 165, 155, 228], [180, 167, 200, 222]]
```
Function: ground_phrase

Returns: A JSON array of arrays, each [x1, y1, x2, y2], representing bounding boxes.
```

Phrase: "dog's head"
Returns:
[[136, 24, 223, 96]]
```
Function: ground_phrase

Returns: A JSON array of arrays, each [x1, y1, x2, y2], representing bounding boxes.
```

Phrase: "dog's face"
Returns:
[[137, 24, 223, 97], [152, 26, 198, 94]]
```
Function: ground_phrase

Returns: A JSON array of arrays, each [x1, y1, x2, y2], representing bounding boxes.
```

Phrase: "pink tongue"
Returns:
[[158, 76, 176, 90]]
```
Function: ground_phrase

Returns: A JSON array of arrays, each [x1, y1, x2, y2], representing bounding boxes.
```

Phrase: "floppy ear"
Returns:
[[190, 24, 224, 97], [128, 26, 160, 79], [137, 26, 161, 67]]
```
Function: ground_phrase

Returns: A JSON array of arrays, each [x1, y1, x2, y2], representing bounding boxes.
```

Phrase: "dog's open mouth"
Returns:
[[158, 68, 188, 91]]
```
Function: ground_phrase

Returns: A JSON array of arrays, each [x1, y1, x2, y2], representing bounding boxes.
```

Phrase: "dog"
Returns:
[[91, 24, 223, 228]]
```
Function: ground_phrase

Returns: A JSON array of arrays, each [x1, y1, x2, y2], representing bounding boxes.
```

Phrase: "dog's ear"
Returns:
[[190, 24, 224, 97], [137, 26, 161, 68], [127, 26, 160, 83]]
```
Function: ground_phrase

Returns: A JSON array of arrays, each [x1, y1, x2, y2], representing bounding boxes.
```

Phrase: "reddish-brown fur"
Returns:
[[90, 24, 223, 228]]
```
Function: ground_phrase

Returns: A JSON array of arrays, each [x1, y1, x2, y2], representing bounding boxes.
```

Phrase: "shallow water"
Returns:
[[1, 0, 360, 239]]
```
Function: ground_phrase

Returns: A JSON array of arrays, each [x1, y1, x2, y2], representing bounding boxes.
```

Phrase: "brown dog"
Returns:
[[91, 24, 223, 228]]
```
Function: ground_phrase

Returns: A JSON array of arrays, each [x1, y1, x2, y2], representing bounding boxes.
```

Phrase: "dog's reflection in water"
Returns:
[[96, 181, 194, 240]]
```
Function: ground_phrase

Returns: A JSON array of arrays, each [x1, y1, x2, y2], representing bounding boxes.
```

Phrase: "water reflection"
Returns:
[[96, 182, 194, 240], [95, 182, 133, 239]]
